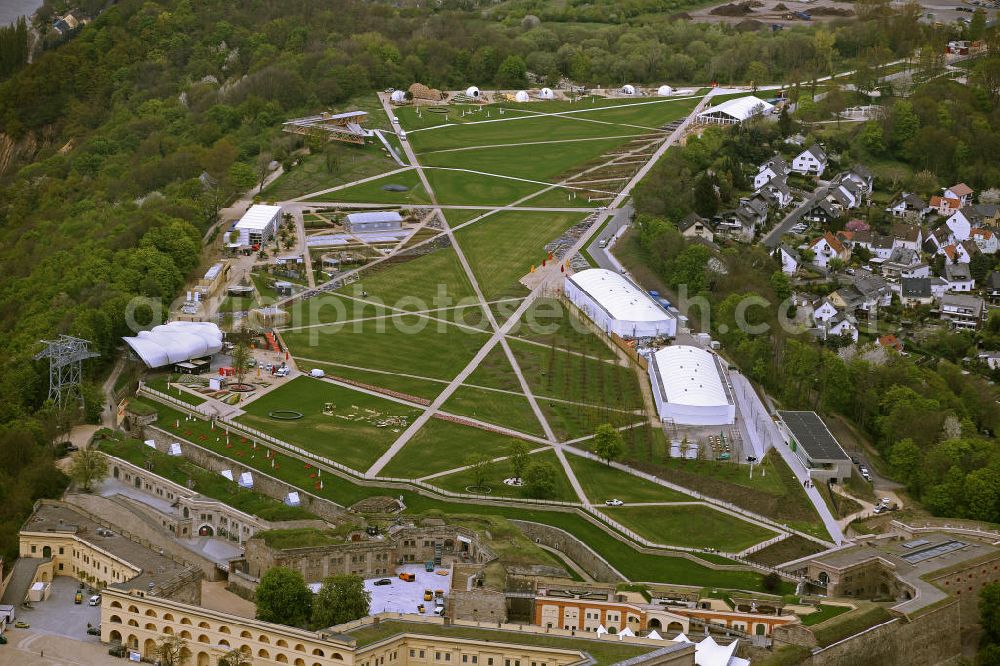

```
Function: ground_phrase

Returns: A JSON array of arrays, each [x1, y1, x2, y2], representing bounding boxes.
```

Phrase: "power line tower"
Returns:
[[34, 335, 99, 409]]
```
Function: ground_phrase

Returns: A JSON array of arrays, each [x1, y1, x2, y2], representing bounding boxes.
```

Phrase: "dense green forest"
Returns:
[[0, 0, 983, 557]]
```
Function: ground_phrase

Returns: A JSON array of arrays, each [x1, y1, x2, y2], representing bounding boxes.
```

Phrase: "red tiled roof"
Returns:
[[931, 196, 961, 209], [949, 183, 973, 197]]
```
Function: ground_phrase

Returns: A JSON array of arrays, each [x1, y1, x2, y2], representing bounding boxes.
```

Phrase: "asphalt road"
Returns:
[[585, 204, 633, 270]]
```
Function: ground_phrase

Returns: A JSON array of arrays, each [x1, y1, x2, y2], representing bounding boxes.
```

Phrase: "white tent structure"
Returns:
[[647, 630, 663, 640], [220, 470, 234, 481], [514, 90, 529, 102], [144, 439, 156, 450], [168, 443, 182, 456], [648, 345, 735, 426], [622, 84, 637, 95], [657, 85, 674, 96], [238, 472, 254, 489], [565, 269, 676, 339], [284, 491, 301, 507], [697, 96, 774, 125], [390, 90, 406, 103], [618, 627, 635, 639], [124, 321, 223, 369], [539, 87, 555, 99], [465, 86, 481, 98], [233, 204, 282, 246], [595, 625, 608, 636]]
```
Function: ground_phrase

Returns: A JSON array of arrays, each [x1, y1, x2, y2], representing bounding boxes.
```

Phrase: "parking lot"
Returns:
[[14, 576, 102, 642], [365, 564, 453, 615]]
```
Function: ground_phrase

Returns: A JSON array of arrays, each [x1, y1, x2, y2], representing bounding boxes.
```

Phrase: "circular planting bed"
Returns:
[[425, 106, 450, 113], [268, 410, 304, 420], [228, 383, 256, 393], [465, 486, 492, 494]]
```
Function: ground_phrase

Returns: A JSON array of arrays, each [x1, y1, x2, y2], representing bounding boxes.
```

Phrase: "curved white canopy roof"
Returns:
[[568, 269, 671, 324], [698, 95, 774, 122], [466, 86, 481, 97], [514, 90, 529, 102], [650, 345, 729, 408], [539, 87, 554, 99], [124, 321, 223, 368], [622, 84, 636, 95], [657, 85, 673, 96]]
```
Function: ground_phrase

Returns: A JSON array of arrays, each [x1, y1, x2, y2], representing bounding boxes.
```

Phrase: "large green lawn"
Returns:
[[441, 385, 544, 437], [455, 210, 585, 300], [351, 246, 477, 308], [567, 454, 694, 504], [603, 504, 777, 551], [379, 418, 522, 479], [236, 376, 421, 472], [135, 397, 789, 591], [305, 169, 428, 204], [431, 448, 578, 502], [509, 297, 617, 360], [422, 168, 551, 206], [262, 144, 399, 200], [284, 315, 489, 381]]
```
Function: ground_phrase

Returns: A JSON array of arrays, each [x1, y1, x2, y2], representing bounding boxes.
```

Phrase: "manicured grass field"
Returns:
[[302, 359, 448, 402], [441, 385, 544, 437], [509, 297, 617, 360], [455, 210, 585, 300], [284, 315, 489, 381], [420, 137, 630, 186], [422, 168, 553, 206], [305, 169, 428, 204], [602, 504, 777, 551], [801, 604, 853, 626], [236, 376, 421, 472], [143, 375, 207, 406], [262, 144, 398, 200], [517, 186, 601, 209], [570, 96, 701, 128], [567, 454, 694, 504], [351, 246, 477, 308], [136, 397, 788, 591], [430, 448, 578, 502], [378, 419, 522, 479]]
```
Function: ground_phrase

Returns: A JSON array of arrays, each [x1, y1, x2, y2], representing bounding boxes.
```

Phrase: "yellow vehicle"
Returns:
[[423, 590, 433, 601], [417, 604, 426, 614], [74, 592, 83, 604]]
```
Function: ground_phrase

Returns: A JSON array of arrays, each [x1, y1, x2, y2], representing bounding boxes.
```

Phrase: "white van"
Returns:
[[399, 130, 407, 141], [89, 595, 101, 606], [309, 368, 326, 378], [433, 606, 445, 616]]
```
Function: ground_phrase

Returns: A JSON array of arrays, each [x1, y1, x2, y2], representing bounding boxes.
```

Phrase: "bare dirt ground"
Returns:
[[199, 580, 256, 619]]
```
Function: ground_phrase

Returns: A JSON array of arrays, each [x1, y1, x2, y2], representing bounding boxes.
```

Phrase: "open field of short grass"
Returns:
[[236, 376, 422, 472], [133, 396, 788, 591], [262, 145, 399, 200], [305, 169, 428, 204], [143, 375, 208, 406], [745, 534, 827, 567], [284, 316, 489, 381], [301, 360, 448, 402], [378, 418, 524, 479], [567, 454, 694, 504], [422, 167, 554, 206], [602, 504, 778, 551], [455, 210, 585, 300], [350, 246, 477, 307], [441, 385, 544, 437], [430, 448, 578, 502], [509, 297, 617, 360]]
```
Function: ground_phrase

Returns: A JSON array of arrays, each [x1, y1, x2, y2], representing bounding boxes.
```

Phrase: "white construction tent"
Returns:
[[539, 87, 555, 99], [123, 321, 223, 369], [648, 345, 735, 426], [564, 269, 676, 338], [622, 84, 637, 95], [238, 472, 254, 489], [697, 95, 774, 125], [657, 85, 674, 96], [466, 86, 481, 98], [390, 90, 406, 103], [233, 204, 282, 246], [514, 90, 529, 102]]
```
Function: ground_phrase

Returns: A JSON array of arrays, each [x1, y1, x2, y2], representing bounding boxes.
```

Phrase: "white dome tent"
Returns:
[[538, 87, 554, 99], [123, 321, 224, 369], [514, 90, 529, 102], [622, 84, 637, 95], [657, 85, 674, 96], [465, 86, 481, 98], [390, 90, 406, 103]]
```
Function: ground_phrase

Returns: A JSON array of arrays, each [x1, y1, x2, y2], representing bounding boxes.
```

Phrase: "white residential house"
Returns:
[[812, 298, 840, 323], [940, 293, 984, 330], [754, 157, 788, 191], [842, 166, 873, 195], [890, 223, 923, 252], [774, 244, 800, 275], [886, 193, 930, 220], [761, 178, 794, 208], [931, 195, 962, 216], [945, 210, 972, 242], [944, 183, 975, 208], [826, 313, 859, 342], [792, 145, 828, 176], [942, 241, 977, 265], [971, 228, 999, 255], [882, 247, 929, 280], [944, 262, 975, 292], [807, 232, 849, 270]]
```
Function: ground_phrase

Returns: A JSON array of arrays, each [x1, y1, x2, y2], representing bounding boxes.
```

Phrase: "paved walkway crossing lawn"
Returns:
[[567, 454, 695, 504], [602, 504, 778, 552], [296, 360, 449, 402], [236, 376, 422, 472], [378, 418, 522, 479], [429, 448, 578, 502], [423, 168, 551, 206], [351, 246, 477, 307], [303, 169, 428, 204]]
